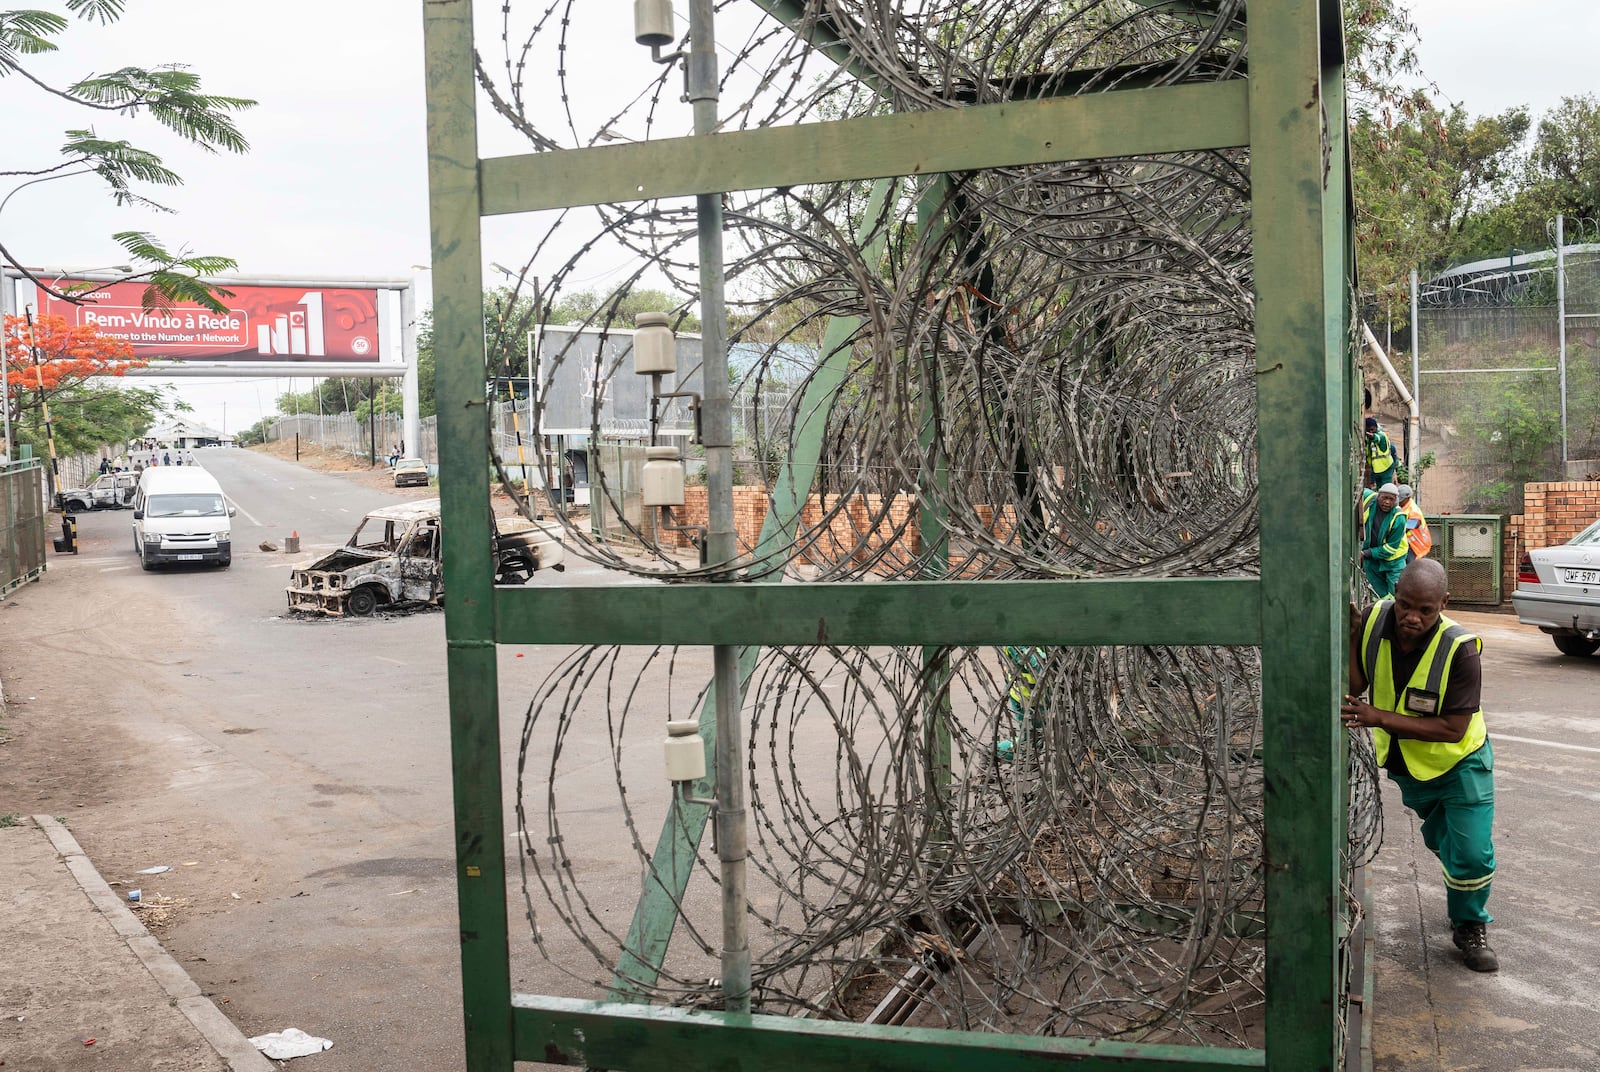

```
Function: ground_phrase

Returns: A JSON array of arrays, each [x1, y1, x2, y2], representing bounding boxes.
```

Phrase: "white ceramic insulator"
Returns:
[[642, 446, 685, 507], [633, 313, 677, 375], [664, 721, 705, 782]]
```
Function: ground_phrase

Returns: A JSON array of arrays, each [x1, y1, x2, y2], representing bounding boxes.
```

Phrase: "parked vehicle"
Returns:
[[1512, 517, 1600, 656], [285, 498, 564, 617], [392, 457, 430, 487], [131, 467, 236, 570], [60, 471, 139, 511]]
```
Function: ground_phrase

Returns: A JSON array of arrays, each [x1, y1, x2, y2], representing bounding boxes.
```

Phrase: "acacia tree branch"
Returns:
[[0, 236, 156, 305], [7, 61, 129, 110], [0, 160, 95, 179]]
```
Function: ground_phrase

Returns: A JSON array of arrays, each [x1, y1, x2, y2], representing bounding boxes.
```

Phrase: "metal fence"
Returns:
[[1417, 243, 1600, 514], [269, 382, 797, 485], [1, 460, 47, 595]]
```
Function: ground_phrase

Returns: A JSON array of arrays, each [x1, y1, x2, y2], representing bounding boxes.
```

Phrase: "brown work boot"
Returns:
[[1451, 922, 1499, 973]]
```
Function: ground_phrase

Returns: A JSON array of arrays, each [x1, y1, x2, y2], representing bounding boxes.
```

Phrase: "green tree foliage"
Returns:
[[545, 286, 699, 333], [1354, 103, 1530, 316], [9, 379, 183, 459], [1529, 95, 1600, 220], [0, 1, 255, 312], [235, 413, 276, 447]]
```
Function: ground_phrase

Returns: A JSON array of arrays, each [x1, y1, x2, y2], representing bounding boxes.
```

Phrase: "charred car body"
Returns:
[[60, 471, 140, 511], [286, 498, 564, 616]]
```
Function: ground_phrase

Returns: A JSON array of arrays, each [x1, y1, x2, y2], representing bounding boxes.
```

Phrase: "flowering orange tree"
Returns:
[[3, 313, 159, 456]]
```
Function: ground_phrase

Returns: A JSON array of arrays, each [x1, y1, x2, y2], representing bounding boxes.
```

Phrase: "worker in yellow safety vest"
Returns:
[[1361, 482, 1408, 597], [1397, 484, 1432, 562], [997, 645, 1046, 761], [1365, 416, 1397, 488], [1342, 558, 1498, 972]]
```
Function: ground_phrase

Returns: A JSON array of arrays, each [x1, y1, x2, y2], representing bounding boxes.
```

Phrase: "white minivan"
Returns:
[[131, 467, 237, 570]]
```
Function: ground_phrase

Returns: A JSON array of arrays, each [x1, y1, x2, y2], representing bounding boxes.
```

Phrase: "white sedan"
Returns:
[[1512, 517, 1600, 656]]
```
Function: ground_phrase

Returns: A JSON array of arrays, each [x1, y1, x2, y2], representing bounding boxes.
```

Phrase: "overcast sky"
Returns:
[[3, 1, 1594, 436]]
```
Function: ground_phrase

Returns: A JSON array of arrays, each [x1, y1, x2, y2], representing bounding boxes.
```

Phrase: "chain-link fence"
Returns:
[[267, 376, 798, 494], [1416, 236, 1600, 514]]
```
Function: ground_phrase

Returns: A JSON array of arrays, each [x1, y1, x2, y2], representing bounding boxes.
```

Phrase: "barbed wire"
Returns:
[[482, 0, 1375, 1047]]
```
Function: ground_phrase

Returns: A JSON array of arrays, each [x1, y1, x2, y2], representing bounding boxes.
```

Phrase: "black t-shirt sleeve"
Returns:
[[1441, 640, 1482, 716]]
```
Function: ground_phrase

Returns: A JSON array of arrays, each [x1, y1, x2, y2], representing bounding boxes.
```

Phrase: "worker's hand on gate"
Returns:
[[1340, 695, 1377, 730], [1348, 602, 1365, 641]]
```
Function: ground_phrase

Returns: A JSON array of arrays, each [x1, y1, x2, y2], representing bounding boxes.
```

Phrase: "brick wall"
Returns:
[[1500, 481, 1600, 599], [656, 485, 773, 553], [1518, 481, 1600, 551]]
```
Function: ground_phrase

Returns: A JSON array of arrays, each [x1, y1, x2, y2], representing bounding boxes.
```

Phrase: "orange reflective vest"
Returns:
[[1402, 500, 1432, 558]]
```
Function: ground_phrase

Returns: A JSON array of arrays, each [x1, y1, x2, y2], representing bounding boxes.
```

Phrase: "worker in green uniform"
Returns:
[[1343, 558, 1498, 972], [1362, 482, 1408, 598], [1365, 416, 1397, 489], [996, 645, 1046, 761]]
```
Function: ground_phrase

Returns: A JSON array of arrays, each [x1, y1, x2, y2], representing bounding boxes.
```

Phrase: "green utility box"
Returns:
[[1427, 514, 1503, 605]]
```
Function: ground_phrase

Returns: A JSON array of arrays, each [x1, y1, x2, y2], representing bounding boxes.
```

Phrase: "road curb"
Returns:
[[31, 814, 275, 1072]]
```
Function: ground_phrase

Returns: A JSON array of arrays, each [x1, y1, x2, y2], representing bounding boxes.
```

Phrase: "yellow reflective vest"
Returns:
[[1360, 602, 1486, 780], [1003, 645, 1043, 708]]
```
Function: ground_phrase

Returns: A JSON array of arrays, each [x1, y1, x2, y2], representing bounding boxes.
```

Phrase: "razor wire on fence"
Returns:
[[1415, 236, 1600, 513], [460, 0, 1381, 1049]]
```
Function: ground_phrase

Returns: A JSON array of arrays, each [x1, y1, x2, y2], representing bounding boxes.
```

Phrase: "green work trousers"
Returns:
[[1389, 741, 1496, 926], [1363, 555, 1405, 598]]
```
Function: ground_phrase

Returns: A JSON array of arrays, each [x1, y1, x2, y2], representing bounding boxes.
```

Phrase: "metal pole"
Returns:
[[1558, 214, 1569, 467], [525, 307, 535, 493], [1, 270, 14, 462], [1409, 266, 1420, 467], [688, 0, 749, 1016], [400, 284, 421, 464]]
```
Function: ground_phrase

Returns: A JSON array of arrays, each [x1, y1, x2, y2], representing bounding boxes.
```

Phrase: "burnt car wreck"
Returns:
[[286, 498, 564, 617]]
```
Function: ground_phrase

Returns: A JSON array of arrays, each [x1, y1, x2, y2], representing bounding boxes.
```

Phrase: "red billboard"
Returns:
[[39, 280, 383, 362]]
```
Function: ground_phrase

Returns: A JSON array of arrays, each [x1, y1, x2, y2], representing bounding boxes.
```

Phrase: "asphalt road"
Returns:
[[3, 447, 650, 1071], [4, 449, 1597, 1071]]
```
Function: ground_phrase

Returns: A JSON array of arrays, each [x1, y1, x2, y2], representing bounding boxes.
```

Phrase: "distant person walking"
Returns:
[[162, 451, 172, 466], [184, 449, 196, 466]]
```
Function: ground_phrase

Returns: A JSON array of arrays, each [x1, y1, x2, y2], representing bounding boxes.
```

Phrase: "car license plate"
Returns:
[[175, 554, 203, 562], [1565, 568, 1600, 585]]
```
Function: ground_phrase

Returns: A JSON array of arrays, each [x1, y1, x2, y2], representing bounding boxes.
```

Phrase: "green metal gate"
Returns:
[[423, 1, 1359, 1069], [1, 459, 48, 596]]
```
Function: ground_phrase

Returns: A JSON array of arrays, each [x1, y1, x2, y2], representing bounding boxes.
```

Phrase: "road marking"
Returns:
[[374, 656, 404, 666], [1495, 733, 1600, 755], [226, 495, 263, 527]]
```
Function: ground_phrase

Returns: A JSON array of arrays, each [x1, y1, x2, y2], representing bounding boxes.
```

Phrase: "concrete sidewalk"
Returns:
[[1368, 636, 1600, 1072], [0, 815, 272, 1071]]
